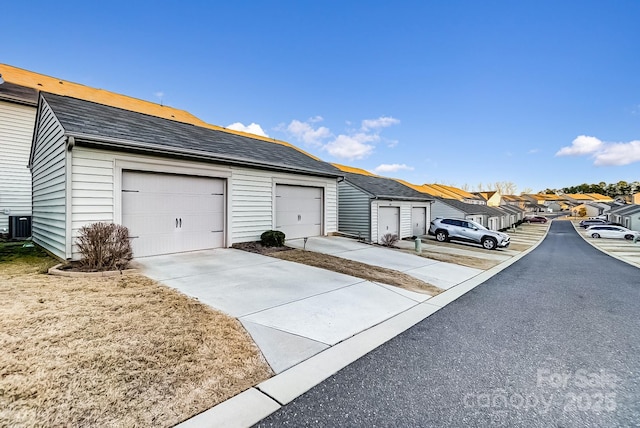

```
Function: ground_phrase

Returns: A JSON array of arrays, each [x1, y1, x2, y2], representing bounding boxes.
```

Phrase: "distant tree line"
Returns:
[[541, 181, 640, 198]]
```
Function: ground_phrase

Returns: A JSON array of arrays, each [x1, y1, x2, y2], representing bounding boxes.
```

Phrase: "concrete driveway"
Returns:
[[286, 236, 483, 290], [138, 237, 484, 374], [137, 248, 429, 373]]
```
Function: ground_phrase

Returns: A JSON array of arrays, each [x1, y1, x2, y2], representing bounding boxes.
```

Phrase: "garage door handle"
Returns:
[[179, 218, 182, 228]]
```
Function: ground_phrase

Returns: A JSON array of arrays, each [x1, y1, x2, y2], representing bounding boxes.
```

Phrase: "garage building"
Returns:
[[333, 164, 433, 243], [29, 93, 341, 260]]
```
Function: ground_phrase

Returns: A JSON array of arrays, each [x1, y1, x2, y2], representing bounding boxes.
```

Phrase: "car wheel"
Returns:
[[624, 234, 634, 240], [481, 237, 497, 250], [435, 230, 448, 242], [591, 233, 600, 238]]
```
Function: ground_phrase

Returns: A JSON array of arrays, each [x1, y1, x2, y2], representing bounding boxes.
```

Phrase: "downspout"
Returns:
[[64, 136, 74, 260]]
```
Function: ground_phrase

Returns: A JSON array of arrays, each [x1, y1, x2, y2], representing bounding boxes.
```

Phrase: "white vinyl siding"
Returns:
[[0, 101, 36, 233], [60, 148, 338, 258], [371, 200, 431, 244], [337, 181, 371, 240], [231, 167, 337, 243], [30, 100, 67, 259]]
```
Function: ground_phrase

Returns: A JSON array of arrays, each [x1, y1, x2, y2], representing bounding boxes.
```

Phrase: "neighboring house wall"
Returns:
[[337, 181, 371, 240], [0, 100, 36, 234], [370, 200, 430, 244], [30, 100, 67, 258]]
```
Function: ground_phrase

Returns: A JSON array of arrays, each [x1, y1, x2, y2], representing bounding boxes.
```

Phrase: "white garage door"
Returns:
[[122, 171, 225, 257], [275, 184, 323, 239], [412, 207, 426, 236], [378, 206, 399, 241]]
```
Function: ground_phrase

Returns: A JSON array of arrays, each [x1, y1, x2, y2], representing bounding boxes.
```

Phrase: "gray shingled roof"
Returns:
[[342, 172, 433, 202], [609, 204, 640, 215], [435, 198, 487, 214], [41, 92, 342, 177]]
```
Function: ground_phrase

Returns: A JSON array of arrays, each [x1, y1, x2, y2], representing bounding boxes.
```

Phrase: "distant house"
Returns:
[[501, 194, 527, 210], [29, 92, 342, 260], [474, 191, 502, 207], [500, 204, 525, 225], [333, 165, 433, 243], [426, 184, 486, 205], [0, 71, 38, 237], [522, 194, 567, 212], [571, 201, 617, 218], [607, 204, 640, 231]]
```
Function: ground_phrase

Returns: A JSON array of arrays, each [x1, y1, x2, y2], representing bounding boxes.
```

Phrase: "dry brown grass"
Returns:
[[272, 249, 443, 296], [0, 249, 272, 427], [415, 252, 501, 270], [506, 243, 531, 252]]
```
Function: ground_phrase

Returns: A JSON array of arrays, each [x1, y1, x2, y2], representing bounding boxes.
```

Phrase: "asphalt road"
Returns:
[[256, 220, 640, 427]]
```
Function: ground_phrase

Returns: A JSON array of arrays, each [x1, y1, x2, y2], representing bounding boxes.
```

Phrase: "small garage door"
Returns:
[[275, 184, 323, 239], [122, 171, 225, 257], [378, 206, 399, 241], [412, 207, 426, 236]]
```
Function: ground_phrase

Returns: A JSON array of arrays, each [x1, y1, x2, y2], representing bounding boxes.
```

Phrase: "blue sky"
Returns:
[[3, 0, 639, 193]]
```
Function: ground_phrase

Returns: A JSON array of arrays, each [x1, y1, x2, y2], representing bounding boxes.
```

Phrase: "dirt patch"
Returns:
[[0, 248, 272, 427], [415, 252, 500, 270], [271, 249, 443, 296], [232, 241, 294, 255]]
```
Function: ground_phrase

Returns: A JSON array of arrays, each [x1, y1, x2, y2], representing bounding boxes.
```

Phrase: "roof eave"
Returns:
[[69, 132, 342, 179]]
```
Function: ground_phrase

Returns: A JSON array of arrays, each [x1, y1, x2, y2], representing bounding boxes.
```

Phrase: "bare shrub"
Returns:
[[76, 223, 132, 271], [380, 233, 399, 247]]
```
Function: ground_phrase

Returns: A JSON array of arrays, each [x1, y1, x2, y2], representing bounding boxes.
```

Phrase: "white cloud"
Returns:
[[227, 122, 269, 137], [527, 149, 539, 154], [556, 135, 640, 166], [324, 135, 375, 160], [374, 163, 414, 173], [556, 135, 603, 156], [154, 91, 164, 99], [361, 116, 400, 131], [593, 140, 640, 166], [284, 119, 331, 146], [280, 115, 400, 160]]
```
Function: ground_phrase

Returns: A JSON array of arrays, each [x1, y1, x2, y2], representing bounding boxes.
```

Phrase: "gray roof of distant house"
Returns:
[[39, 92, 343, 178], [435, 198, 487, 214], [342, 172, 434, 202], [609, 204, 640, 215]]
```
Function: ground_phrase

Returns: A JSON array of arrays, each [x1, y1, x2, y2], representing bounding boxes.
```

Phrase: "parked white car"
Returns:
[[584, 225, 640, 240]]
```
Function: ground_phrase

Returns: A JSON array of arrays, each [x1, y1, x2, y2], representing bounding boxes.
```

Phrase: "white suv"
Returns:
[[428, 218, 510, 250]]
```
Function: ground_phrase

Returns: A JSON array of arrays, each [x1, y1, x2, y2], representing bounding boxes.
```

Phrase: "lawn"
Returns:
[[272, 249, 443, 296], [0, 242, 272, 427]]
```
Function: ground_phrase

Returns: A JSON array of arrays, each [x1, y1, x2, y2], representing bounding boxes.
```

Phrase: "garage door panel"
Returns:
[[275, 184, 323, 239], [378, 207, 400, 241], [122, 171, 225, 257]]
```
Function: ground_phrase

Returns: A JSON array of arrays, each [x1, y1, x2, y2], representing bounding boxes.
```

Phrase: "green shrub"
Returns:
[[77, 222, 132, 271], [260, 230, 286, 247]]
